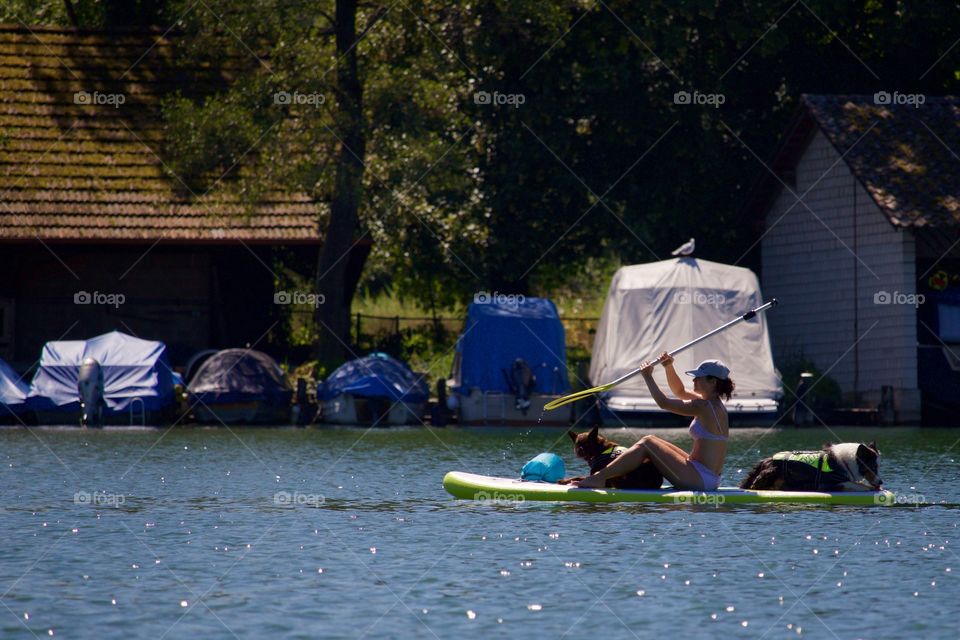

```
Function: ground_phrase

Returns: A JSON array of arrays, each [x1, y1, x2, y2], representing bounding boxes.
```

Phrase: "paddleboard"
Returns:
[[443, 471, 896, 506]]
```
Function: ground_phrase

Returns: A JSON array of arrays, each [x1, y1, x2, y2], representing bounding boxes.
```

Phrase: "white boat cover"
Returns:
[[590, 258, 782, 412]]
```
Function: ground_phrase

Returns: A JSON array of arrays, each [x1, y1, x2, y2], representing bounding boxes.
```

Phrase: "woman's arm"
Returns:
[[641, 365, 701, 417], [661, 354, 701, 401]]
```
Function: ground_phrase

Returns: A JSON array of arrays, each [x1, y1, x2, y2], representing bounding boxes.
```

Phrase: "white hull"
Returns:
[[320, 393, 425, 426], [454, 389, 573, 426], [601, 394, 779, 427]]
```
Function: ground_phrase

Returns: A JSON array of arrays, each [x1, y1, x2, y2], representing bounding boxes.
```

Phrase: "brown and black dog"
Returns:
[[739, 442, 882, 491], [558, 425, 663, 489]]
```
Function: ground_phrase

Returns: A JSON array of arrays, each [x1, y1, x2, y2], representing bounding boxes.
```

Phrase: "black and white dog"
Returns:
[[740, 442, 882, 491]]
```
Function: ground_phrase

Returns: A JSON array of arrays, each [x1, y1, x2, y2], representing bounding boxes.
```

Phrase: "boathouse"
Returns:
[[747, 94, 960, 424], [0, 25, 367, 366]]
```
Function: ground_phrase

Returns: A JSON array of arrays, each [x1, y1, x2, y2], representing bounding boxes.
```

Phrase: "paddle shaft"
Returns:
[[604, 299, 778, 389]]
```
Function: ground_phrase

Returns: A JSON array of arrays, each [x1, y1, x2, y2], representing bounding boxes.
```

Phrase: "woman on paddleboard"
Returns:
[[574, 353, 733, 491]]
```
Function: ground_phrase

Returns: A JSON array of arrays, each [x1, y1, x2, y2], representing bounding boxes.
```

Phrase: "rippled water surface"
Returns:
[[1, 425, 958, 639]]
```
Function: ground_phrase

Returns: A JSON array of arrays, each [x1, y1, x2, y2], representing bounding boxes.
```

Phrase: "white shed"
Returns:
[[750, 95, 960, 424]]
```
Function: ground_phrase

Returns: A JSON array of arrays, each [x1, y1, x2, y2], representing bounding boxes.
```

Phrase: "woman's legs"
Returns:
[[575, 435, 706, 490]]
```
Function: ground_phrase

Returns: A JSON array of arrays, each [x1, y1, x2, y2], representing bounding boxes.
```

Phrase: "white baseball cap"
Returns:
[[685, 359, 730, 380]]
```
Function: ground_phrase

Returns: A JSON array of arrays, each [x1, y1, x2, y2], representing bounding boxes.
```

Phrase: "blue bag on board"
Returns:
[[520, 453, 566, 482]]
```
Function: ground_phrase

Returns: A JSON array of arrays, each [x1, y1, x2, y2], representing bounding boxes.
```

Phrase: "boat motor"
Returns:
[[506, 358, 536, 413], [78, 357, 105, 428], [791, 372, 814, 427]]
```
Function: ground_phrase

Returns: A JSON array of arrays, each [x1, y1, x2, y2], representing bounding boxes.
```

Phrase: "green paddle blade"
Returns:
[[544, 383, 613, 410]]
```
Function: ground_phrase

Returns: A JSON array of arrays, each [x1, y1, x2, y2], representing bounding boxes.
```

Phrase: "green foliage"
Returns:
[[0, 0, 165, 26], [15, 0, 960, 307], [161, 0, 487, 310], [162, 84, 277, 194], [533, 254, 621, 317], [362, 322, 457, 388], [463, 0, 960, 294], [11, 0, 960, 371], [0, 1, 67, 24]]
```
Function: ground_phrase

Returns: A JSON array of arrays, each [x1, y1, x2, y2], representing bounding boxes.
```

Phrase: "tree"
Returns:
[[2, 0, 163, 26], [317, 0, 367, 363], [162, 0, 484, 362], [8, 0, 960, 323], [463, 0, 960, 292]]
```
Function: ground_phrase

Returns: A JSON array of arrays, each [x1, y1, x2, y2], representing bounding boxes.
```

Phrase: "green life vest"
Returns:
[[589, 445, 628, 473], [772, 451, 833, 473]]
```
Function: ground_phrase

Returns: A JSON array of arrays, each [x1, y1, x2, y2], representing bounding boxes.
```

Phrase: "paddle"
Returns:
[[543, 299, 778, 410]]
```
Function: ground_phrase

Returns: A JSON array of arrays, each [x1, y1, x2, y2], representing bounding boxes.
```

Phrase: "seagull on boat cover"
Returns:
[[671, 237, 695, 257]]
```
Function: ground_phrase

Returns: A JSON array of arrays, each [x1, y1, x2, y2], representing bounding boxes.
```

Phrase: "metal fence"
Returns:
[[351, 314, 460, 345], [352, 313, 599, 356], [290, 310, 599, 357]]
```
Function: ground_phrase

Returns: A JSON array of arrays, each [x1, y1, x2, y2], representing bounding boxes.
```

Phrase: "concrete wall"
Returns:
[[761, 129, 920, 422]]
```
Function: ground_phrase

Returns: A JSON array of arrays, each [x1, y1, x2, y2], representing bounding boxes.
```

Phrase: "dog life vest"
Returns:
[[771, 451, 849, 490], [589, 445, 628, 474]]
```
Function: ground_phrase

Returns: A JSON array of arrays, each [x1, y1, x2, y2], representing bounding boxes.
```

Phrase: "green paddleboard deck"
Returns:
[[443, 471, 896, 506]]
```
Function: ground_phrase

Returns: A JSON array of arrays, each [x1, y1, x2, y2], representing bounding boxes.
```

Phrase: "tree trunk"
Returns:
[[314, 0, 366, 364], [63, 0, 80, 27]]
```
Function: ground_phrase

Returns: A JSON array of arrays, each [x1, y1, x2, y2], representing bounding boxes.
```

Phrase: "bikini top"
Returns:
[[688, 402, 728, 441]]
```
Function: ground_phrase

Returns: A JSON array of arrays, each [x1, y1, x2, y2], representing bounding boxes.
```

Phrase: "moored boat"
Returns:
[[25, 331, 176, 426], [0, 357, 29, 424], [317, 352, 428, 426], [590, 258, 783, 427], [448, 296, 573, 426], [187, 349, 292, 424]]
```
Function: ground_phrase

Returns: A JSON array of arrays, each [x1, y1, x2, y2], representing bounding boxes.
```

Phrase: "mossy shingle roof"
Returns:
[[749, 94, 960, 228], [803, 94, 960, 228], [0, 25, 321, 243]]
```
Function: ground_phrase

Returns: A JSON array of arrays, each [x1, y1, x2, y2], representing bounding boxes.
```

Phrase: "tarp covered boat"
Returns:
[[449, 296, 572, 425], [0, 357, 29, 422], [26, 331, 175, 425], [443, 472, 896, 506], [187, 349, 292, 424], [318, 352, 428, 425], [590, 258, 782, 426]]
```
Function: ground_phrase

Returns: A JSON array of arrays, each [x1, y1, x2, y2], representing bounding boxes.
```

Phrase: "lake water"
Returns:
[[1, 425, 958, 639]]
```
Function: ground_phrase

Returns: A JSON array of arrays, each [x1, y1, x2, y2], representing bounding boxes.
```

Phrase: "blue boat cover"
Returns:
[[26, 331, 174, 413], [454, 297, 570, 394], [0, 357, 29, 412], [188, 349, 291, 405], [318, 352, 429, 403]]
